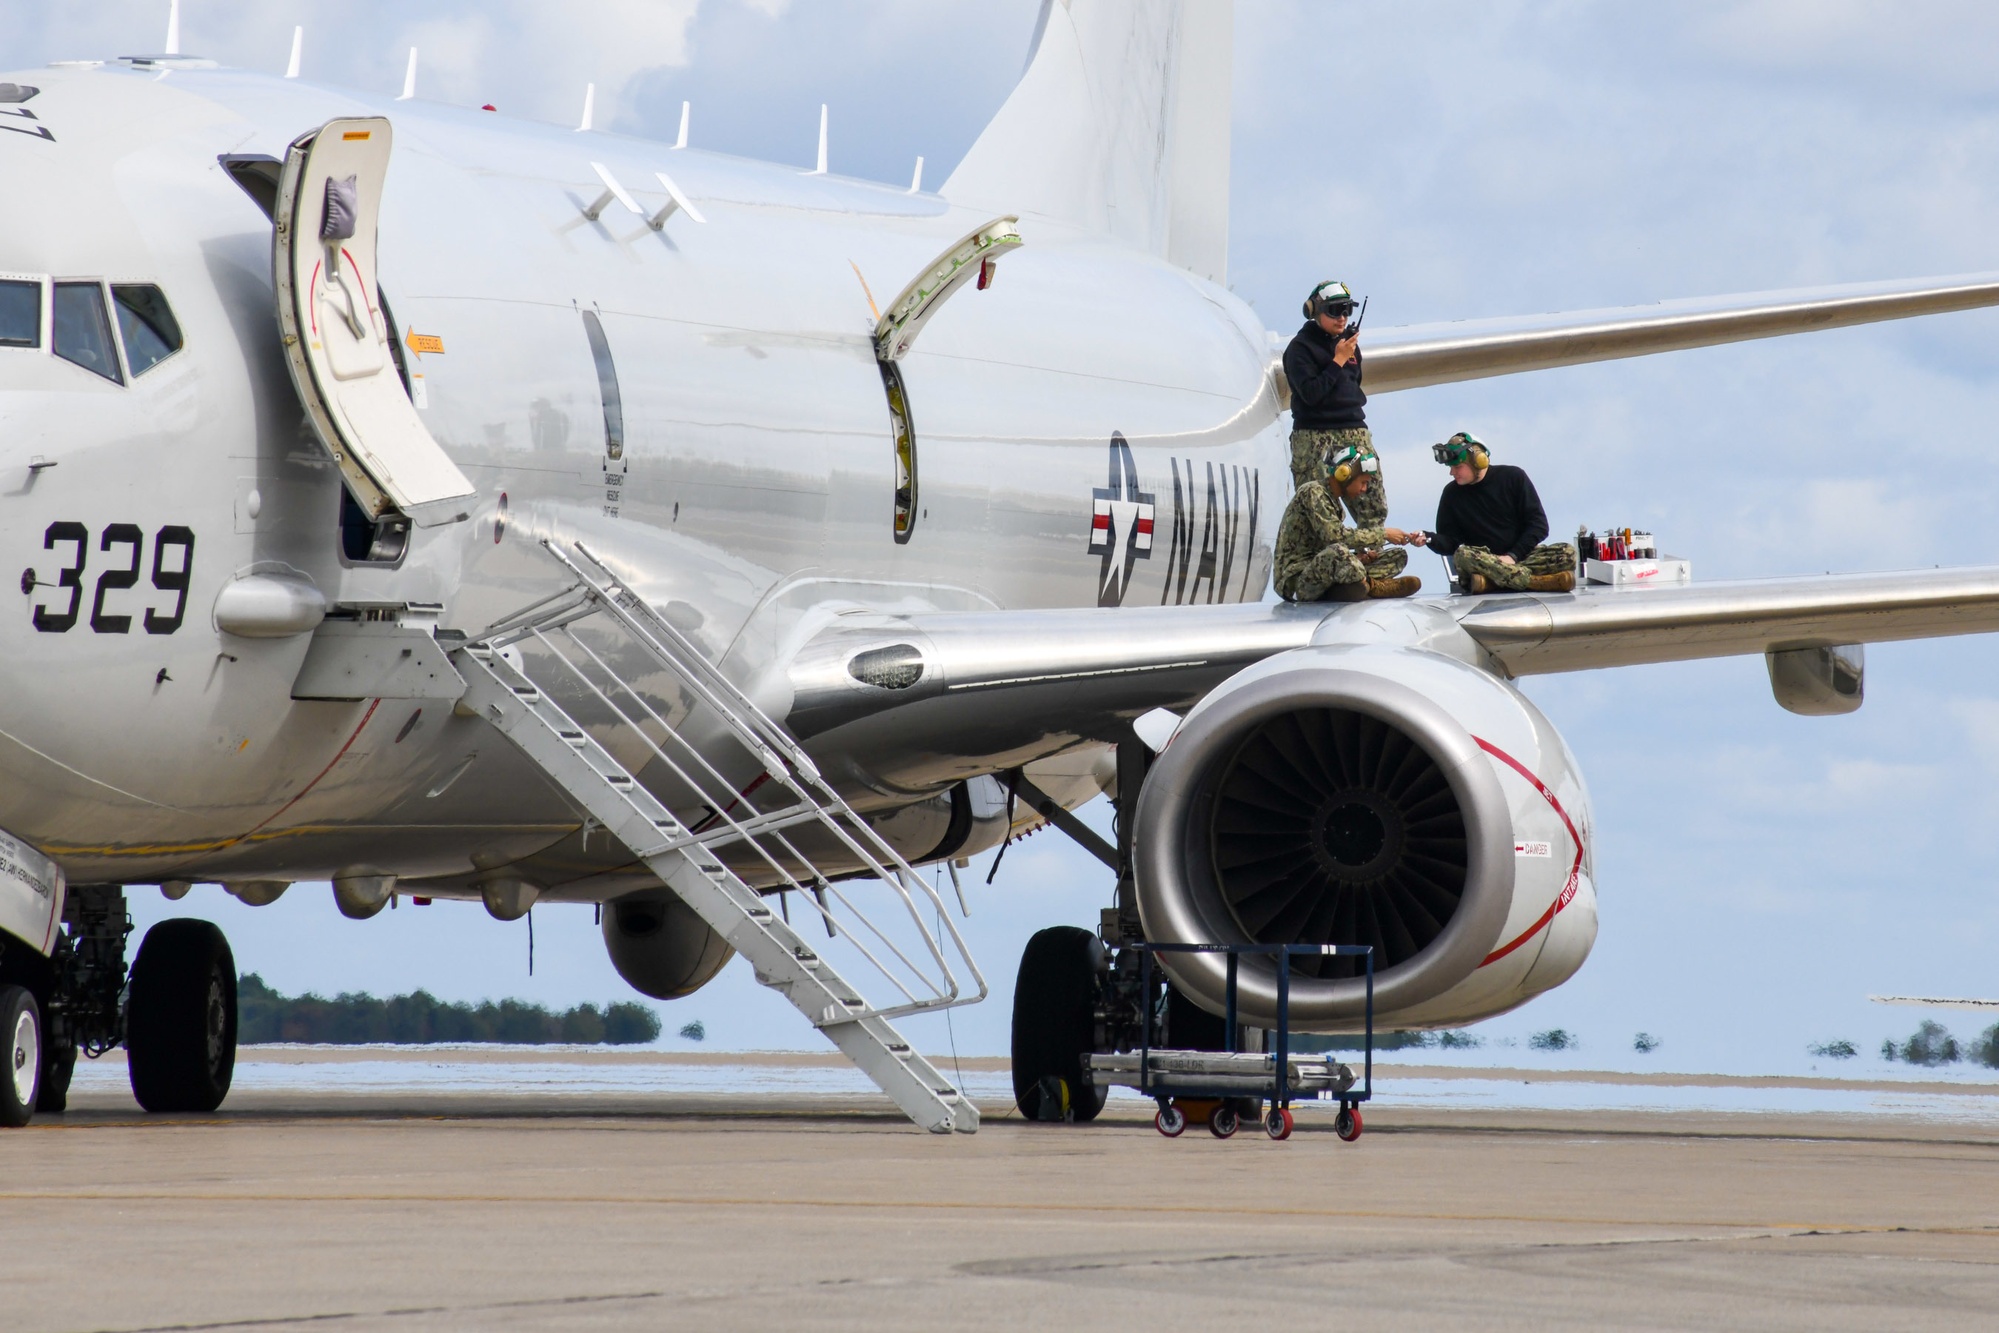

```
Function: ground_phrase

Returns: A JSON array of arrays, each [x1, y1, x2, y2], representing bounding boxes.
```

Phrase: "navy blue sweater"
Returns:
[[1427, 465, 1549, 562], [1283, 321, 1366, 431]]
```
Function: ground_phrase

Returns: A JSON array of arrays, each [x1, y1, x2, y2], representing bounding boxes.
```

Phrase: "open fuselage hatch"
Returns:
[[272, 116, 476, 531]]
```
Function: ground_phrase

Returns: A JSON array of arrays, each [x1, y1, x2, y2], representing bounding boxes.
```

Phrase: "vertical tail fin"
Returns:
[[942, 0, 1232, 284]]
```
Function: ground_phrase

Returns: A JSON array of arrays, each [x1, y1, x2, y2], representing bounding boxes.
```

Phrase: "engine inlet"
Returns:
[[1211, 709, 1468, 979]]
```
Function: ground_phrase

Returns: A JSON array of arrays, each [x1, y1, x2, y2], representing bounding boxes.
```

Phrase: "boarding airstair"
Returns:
[[451, 541, 985, 1133]]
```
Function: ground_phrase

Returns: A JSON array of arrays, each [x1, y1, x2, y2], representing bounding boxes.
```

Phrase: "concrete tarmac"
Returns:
[[6, 1072, 1999, 1330]]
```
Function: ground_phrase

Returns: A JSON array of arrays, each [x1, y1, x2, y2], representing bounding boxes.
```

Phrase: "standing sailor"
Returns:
[[1283, 280, 1386, 527]]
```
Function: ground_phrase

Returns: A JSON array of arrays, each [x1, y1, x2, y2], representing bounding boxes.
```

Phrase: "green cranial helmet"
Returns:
[[1430, 431, 1490, 468], [1304, 279, 1356, 321]]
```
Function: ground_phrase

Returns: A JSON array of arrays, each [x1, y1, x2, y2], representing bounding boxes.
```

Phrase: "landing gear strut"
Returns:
[[38, 885, 131, 1113]]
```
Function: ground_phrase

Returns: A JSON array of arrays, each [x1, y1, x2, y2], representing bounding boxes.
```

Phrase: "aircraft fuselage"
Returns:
[[0, 63, 1278, 894]]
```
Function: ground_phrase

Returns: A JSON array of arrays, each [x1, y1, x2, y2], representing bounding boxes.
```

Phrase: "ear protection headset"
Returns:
[[1431, 431, 1490, 470], [1303, 279, 1356, 322], [1328, 443, 1379, 485]]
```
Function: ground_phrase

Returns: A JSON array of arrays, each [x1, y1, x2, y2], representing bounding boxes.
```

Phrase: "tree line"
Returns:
[[237, 973, 663, 1045]]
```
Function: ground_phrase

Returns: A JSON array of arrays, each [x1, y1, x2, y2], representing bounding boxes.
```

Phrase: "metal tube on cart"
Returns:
[[1276, 948, 1291, 1106], [1140, 949, 1153, 1099], [1365, 947, 1374, 1093], [1225, 951, 1238, 1054]]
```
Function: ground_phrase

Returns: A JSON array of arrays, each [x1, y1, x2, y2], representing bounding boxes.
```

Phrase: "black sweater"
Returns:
[[1282, 321, 1366, 431], [1427, 465, 1549, 562]]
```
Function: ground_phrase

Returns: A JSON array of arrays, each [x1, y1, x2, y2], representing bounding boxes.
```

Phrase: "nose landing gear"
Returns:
[[0, 986, 42, 1128], [0, 888, 240, 1126]]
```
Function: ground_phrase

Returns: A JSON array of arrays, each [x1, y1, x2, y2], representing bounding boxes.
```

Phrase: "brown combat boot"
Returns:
[[1463, 573, 1488, 594], [1367, 575, 1421, 599], [1318, 581, 1369, 603], [1527, 571, 1576, 593]]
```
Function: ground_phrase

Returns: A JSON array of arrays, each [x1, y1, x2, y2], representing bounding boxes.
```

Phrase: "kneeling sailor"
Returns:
[[1274, 443, 1421, 602], [1409, 432, 1575, 593]]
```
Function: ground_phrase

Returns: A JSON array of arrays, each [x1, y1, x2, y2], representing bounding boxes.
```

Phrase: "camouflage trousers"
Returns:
[[1287, 425, 1383, 493], [1453, 542, 1576, 591], [1276, 543, 1408, 602]]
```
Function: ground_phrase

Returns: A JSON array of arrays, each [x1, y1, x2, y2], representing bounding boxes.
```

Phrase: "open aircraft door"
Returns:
[[273, 118, 475, 529], [868, 216, 1020, 542]]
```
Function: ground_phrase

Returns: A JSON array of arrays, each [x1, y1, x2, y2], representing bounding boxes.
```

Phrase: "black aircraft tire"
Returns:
[[127, 919, 237, 1114], [1010, 926, 1108, 1123], [0, 985, 41, 1128]]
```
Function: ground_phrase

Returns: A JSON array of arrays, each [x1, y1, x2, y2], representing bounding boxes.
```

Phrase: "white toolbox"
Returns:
[[1584, 556, 1691, 587]]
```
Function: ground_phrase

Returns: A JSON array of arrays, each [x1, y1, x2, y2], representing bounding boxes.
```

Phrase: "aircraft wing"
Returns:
[[784, 602, 1326, 793], [785, 568, 1999, 793], [1455, 566, 1999, 675], [1350, 272, 1999, 393]]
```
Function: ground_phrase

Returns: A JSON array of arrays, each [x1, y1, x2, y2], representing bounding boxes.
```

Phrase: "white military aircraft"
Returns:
[[3, 0, 1999, 1134]]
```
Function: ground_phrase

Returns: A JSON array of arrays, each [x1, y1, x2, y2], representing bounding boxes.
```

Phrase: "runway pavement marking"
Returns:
[[81, 1287, 675, 1333], [2, 1188, 1996, 1237]]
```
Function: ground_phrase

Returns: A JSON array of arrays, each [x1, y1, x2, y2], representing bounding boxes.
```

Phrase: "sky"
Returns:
[[8, 0, 1999, 1075]]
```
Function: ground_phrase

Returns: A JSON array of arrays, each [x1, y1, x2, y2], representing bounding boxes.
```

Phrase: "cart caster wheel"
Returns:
[[1208, 1104, 1239, 1139], [1335, 1106, 1364, 1142], [1264, 1106, 1294, 1141], [1155, 1104, 1186, 1137]]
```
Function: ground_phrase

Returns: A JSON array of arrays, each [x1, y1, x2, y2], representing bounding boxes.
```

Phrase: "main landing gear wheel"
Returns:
[[1208, 1103, 1240, 1139], [127, 919, 238, 1114], [1011, 926, 1108, 1123], [0, 985, 41, 1128], [1336, 1105, 1364, 1142], [1264, 1106, 1294, 1141], [1155, 1103, 1187, 1137]]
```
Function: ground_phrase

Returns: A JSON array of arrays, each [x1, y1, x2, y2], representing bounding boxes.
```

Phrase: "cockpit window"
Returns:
[[52, 282, 122, 383], [112, 285, 183, 376], [0, 280, 37, 347]]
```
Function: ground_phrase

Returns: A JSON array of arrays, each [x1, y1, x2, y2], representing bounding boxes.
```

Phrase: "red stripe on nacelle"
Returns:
[[1473, 736, 1585, 968]]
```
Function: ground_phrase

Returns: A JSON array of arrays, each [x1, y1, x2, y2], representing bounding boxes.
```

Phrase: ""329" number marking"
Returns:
[[25, 523, 195, 634]]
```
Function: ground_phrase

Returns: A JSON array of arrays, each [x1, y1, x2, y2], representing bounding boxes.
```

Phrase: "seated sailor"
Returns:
[[1273, 442, 1420, 602], [1409, 432, 1576, 594]]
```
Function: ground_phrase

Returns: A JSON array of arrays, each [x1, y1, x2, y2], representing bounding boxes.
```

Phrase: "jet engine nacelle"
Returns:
[[602, 888, 734, 1000], [1133, 633, 1598, 1032]]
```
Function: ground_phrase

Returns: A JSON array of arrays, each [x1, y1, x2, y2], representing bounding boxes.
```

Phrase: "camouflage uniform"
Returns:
[[1273, 481, 1407, 602], [1289, 425, 1379, 498], [1453, 542, 1576, 591]]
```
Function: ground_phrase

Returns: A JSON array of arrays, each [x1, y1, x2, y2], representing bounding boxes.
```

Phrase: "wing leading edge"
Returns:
[[1348, 272, 1999, 393]]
